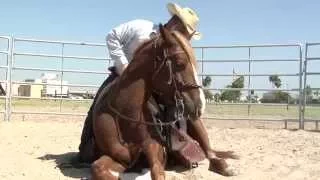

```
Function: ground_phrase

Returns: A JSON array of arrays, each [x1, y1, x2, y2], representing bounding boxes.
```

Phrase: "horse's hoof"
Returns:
[[208, 158, 235, 177], [220, 168, 236, 176], [214, 150, 240, 160], [159, 175, 165, 180], [155, 171, 165, 180]]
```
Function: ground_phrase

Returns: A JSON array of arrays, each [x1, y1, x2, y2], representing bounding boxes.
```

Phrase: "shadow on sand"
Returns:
[[38, 152, 195, 180], [38, 152, 91, 179]]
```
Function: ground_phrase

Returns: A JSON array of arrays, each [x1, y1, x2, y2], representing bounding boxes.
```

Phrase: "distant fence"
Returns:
[[0, 36, 10, 121], [303, 43, 320, 129], [0, 36, 319, 129], [194, 44, 304, 129]]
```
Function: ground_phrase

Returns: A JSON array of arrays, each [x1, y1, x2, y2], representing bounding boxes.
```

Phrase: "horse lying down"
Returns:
[[78, 25, 238, 180]]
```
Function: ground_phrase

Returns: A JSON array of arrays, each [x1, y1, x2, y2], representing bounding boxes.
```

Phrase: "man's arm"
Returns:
[[106, 30, 128, 75]]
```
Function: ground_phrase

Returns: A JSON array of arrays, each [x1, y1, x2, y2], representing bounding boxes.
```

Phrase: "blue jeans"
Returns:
[[78, 67, 118, 163]]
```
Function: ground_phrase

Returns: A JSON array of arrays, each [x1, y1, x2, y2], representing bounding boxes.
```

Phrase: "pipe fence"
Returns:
[[0, 36, 11, 121], [0, 36, 319, 129], [194, 44, 304, 129], [303, 43, 320, 129]]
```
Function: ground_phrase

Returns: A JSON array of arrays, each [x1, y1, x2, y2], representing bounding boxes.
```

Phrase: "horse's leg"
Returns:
[[92, 112, 135, 179], [142, 139, 166, 180], [91, 155, 126, 180], [187, 118, 237, 176], [94, 113, 132, 166]]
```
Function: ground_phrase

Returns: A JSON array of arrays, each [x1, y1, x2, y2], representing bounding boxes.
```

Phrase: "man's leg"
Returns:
[[78, 69, 118, 163]]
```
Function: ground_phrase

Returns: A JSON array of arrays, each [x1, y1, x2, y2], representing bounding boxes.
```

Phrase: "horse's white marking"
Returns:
[[119, 168, 152, 180], [135, 169, 151, 180], [191, 64, 206, 115], [109, 169, 120, 177], [170, 31, 205, 115]]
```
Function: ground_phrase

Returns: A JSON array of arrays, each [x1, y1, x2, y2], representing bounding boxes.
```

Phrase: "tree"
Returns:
[[202, 76, 212, 87], [220, 76, 244, 102], [204, 89, 214, 103], [202, 76, 214, 103], [231, 76, 244, 89], [305, 85, 313, 103], [214, 93, 221, 103], [306, 85, 312, 96], [269, 75, 282, 88], [260, 90, 293, 103]]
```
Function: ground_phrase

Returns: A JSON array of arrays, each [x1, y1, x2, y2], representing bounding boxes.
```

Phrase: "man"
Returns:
[[78, 2, 202, 163], [107, 4, 201, 76]]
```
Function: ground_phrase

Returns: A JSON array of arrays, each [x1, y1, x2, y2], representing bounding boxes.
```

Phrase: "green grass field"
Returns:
[[1, 98, 320, 120]]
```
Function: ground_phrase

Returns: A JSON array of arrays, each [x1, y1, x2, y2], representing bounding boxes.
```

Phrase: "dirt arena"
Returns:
[[0, 117, 320, 180]]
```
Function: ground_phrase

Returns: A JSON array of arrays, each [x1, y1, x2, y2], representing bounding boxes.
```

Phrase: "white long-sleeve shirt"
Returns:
[[106, 19, 158, 74]]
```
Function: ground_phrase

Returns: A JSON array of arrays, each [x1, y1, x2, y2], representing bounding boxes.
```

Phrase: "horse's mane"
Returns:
[[171, 31, 197, 68]]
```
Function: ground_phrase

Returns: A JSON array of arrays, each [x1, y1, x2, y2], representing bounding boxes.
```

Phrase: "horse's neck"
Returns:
[[111, 53, 154, 117], [115, 77, 149, 106]]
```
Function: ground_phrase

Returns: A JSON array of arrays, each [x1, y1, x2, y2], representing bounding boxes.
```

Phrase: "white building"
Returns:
[[40, 73, 69, 97]]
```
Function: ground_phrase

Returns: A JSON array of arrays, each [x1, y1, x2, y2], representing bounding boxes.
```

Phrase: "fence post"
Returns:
[[5, 37, 13, 121], [201, 48, 204, 85], [301, 44, 307, 129], [59, 43, 65, 112], [284, 119, 288, 129], [4, 37, 10, 121], [247, 47, 252, 116]]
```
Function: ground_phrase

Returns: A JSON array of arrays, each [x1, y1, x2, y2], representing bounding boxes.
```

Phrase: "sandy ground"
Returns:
[[0, 119, 320, 180]]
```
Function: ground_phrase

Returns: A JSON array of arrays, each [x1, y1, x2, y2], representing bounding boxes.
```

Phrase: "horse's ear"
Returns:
[[159, 23, 174, 45]]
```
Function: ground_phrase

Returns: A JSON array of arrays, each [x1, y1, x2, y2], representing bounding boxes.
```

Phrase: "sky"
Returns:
[[0, 0, 320, 95]]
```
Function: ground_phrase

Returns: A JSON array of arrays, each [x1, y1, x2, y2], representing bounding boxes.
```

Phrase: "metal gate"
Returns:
[[303, 43, 320, 129], [1, 35, 320, 129], [194, 44, 304, 129], [0, 36, 11, 121], [8, 37, 110, 118]]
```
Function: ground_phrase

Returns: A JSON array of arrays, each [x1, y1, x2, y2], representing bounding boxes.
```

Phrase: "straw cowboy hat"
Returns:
[[167, 3, 202, 40]]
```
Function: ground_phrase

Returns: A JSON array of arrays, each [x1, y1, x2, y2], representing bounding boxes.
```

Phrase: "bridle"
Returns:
[[151, 35, 202, 94], [151, 33, 202, 120], [107, 33, 202, 126]]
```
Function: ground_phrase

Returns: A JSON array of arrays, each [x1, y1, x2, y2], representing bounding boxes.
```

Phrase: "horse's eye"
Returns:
[[175, 61, 186, 71]]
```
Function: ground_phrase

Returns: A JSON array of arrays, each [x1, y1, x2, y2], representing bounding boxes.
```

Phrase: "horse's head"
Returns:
[[151, 24, 205, 119]]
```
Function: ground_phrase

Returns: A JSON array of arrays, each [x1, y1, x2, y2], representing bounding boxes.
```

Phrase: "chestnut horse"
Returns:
[[90, 25, 236, 180]]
